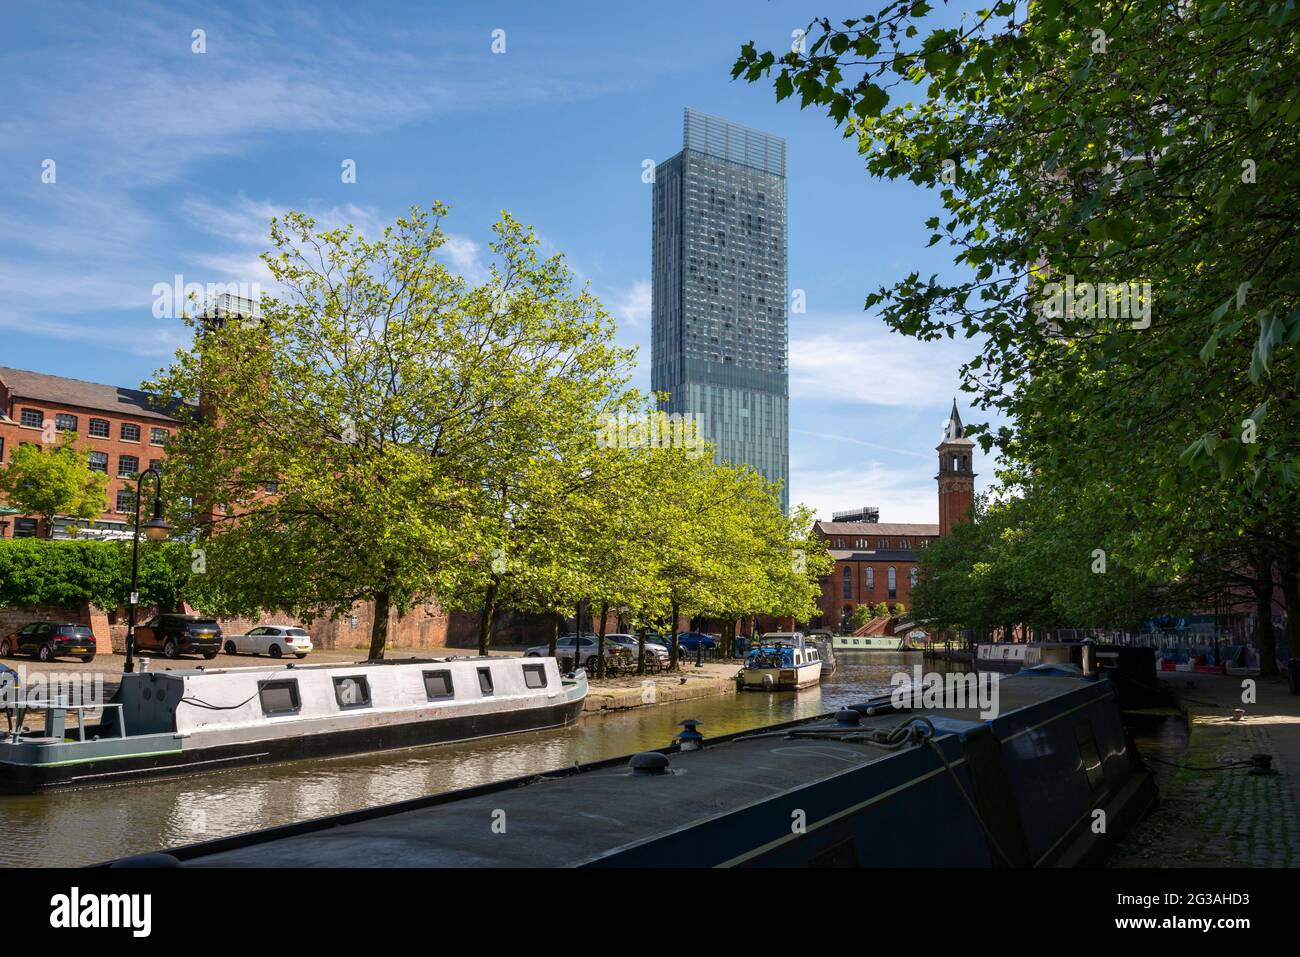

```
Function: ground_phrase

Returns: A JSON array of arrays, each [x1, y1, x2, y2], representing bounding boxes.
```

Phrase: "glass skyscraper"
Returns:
[[651, 108, 790, 512]]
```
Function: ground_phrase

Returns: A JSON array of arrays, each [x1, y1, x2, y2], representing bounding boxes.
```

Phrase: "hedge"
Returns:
[[0, 539, 191, 610]]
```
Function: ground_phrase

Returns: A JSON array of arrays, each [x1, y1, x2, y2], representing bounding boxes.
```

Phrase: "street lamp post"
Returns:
[[124, 467, 171, 675]]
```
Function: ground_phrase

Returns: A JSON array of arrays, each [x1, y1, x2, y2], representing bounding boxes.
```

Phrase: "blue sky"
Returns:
[[0, 0, 996, 523]]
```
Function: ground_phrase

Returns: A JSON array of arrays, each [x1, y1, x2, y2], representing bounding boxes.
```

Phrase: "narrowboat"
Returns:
[[0, 656, 587, 794], [739, 632, 823, 690], [976, 642, 1167, 708], [127, 669, 1156, 867], [832, 635, 916, 651]]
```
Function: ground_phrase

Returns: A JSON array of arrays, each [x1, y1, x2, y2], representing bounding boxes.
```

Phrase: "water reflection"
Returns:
[[1, 652, 946, 867]]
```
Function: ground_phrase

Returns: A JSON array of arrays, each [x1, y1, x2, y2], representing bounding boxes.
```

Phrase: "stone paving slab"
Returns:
[[1112, 673, 1300, 867]]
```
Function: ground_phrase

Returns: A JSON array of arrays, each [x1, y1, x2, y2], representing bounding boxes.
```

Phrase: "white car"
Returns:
[[224, 625, 313, 659]]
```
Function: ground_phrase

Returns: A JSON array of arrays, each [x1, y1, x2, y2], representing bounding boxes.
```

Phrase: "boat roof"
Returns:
[[142, 655, 505, 680], [170, 673, 1105, 869]]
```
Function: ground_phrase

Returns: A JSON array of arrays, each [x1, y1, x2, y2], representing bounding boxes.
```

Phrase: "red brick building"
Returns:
[[811, 401, 976, 631], [0, 367, 182, 539]]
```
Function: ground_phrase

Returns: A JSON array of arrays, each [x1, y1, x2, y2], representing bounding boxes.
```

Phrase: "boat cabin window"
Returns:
[[477, 667, 494, 695], [423, 669, 454, 700], [1074, 720, 1105, 791], [522, 664, 547, 689], [259, 679, 301, 717], [333, 675, 371, 710]]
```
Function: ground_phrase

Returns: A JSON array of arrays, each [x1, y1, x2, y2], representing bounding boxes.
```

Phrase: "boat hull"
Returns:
[[740, 661, 821, 691], [1, 688, 585, 795]]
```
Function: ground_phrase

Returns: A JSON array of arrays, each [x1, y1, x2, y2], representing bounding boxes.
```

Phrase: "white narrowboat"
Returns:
[[0, 656, 587, 793]]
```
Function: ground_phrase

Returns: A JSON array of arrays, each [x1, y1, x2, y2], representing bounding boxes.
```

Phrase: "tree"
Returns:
[[735, 2, 1300, 656], [0, 433, 109, 537], [151, 204, 628, 660]]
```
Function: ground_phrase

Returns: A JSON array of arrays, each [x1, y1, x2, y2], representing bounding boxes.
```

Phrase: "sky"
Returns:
[[0, 0, 998, 523]]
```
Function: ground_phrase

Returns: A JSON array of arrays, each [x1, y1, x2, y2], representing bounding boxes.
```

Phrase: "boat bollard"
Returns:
[[1080, 641, 1096, 677], [674, 719, 704, 750]]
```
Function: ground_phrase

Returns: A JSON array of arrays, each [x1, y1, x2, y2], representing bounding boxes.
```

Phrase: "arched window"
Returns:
[[842, 566, 852, 599], [866, 567, 875, 590], [887, 566, 897, 599], [910, 567, 919, 588]]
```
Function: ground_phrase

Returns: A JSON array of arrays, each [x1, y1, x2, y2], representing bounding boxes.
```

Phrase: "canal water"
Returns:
[[3, 652, 949, 867]]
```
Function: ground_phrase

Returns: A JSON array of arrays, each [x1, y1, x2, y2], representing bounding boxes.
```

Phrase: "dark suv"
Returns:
[[135, 614, 222, 660], [1, 622, 97, 662]]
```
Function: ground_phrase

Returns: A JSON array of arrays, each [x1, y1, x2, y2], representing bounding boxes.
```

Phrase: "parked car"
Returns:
[[674, 632, 718, 653], [134, 614, 222, 660], [605, 633, 670, 665], [0, 622, 96, 663], [524, 634, 632, 671], [224, 625, 313, 659]]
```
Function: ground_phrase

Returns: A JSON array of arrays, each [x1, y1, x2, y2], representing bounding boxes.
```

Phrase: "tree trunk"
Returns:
[[669, 601, 680, 670], [1279, 549, 1300, 673], [596, 602, 609, 679], [637, 627, 646, 676], [1253, 581, 1279, 677], [368, 587, 391, 661], [477, 576, 499, 658], [548, 613, 561, 665]]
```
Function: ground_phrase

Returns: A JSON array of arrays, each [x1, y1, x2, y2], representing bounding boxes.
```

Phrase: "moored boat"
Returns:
[[976, 641, 1167, 708], [129, 669, 1157, 868], [0, 656, 587, 794], [832, 634, 917, 651], [739, 632, 823, 690]]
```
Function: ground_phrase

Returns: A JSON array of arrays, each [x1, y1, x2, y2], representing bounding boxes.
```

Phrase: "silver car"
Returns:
[[605, 633, 670, 665], [524, 634, 632, 671]]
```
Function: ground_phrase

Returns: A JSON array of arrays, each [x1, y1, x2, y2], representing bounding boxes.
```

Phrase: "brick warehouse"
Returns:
[[0, 366, 182, 540], [810, 401, 975, 632], [0, 363, 524, 652]]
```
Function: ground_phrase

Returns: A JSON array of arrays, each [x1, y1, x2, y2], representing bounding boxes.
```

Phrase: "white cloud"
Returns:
[[609, 279, 651, 330], [789, 313, 971, 407], [437, 235, 488, 285], [788, 457, 942, 525]]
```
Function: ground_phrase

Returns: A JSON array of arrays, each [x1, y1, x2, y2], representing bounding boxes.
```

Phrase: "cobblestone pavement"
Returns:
[[1112, 673, 1300, 867]]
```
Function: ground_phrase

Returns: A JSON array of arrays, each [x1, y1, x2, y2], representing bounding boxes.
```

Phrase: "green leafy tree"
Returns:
[[0, 434, 109, 537], [151, 204, 626, 660], [735, 2, 1300, 659]]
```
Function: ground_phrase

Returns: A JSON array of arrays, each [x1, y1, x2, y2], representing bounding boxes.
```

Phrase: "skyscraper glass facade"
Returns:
[[651, 108, 790, 512]]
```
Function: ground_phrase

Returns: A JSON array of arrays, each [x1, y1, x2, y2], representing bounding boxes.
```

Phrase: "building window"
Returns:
[[523, 664, 548, 689], [887, 567, 897, 600], [150, 427, 169, 446], [88, 451, 108, 473], [118, 455, 139, 478], [116, 490, 134, 513], [121, 423, 140, 442], [55, 413, 78, 432], [19, 408, 43, 428], [88, 418, 110, 438], [149, 459, 162, 473], [258, 679, 301, 717], [866, 567, 874, 590], [263, 481, 279, 494], [842, 566, 852, 599], [332, 675, 371, 710], [900, 537, 909, 548], [911, 567, 919, 588], [477, 667, 494, 695], [0, 436, 4, 463], [13, 518, 38, 538]]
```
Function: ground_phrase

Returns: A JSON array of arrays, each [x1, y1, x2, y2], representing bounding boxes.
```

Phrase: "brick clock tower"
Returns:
[[936, 399, 976, 535]]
